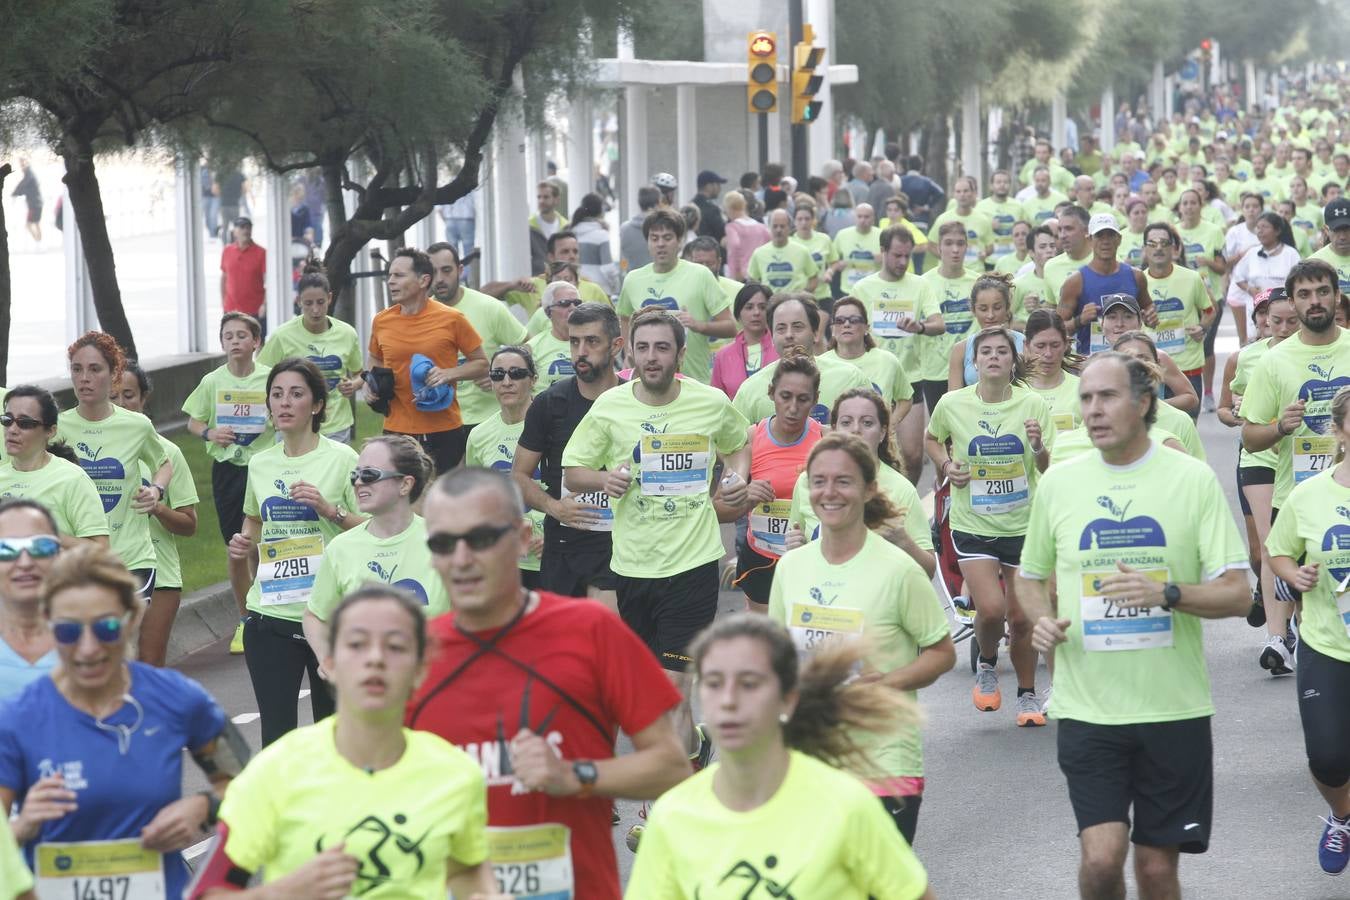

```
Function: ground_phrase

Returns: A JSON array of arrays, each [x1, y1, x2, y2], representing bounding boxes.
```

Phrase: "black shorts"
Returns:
[[1236, 464, 1274, 517], [616, 561, 720, 672], [211, 459, 249, 544], [540, 541, 617, 594], [735, 541, 778, 606], [880, 794, 923, 846], [918, 380, 947, 416], [1270, 507, 1303, 603], [1057, 716, 1214, 853], [951, 529, 1025, 568], [387, 427, 466, 474]]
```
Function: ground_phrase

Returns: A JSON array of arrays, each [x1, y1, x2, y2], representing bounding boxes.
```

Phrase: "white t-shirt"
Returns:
[[1230, 243, 1301, 308]]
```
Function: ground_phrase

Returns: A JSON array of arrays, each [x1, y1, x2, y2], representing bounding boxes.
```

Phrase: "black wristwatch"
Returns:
[[573, 760, 598, 798], [1162, 583, 1182, 611], [199, 789, 221, 826]]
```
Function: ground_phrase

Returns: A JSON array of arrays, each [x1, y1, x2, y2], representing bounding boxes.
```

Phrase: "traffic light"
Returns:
[[791, 26, 824, 125], [1200, 38, 1212, 64], [747, 31, 778, 115]]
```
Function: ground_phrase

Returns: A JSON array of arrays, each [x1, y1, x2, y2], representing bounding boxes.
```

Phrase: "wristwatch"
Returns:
[[573, 760, 599, 798], [332, 506, 349, 525], [1162, 583, 1182, 610]]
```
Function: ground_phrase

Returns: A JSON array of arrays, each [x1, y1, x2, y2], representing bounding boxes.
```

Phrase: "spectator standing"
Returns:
[[10, 159, 41, 245], [220, 217, 267, 338], [692, 170, 728, 242], [723, 191, 771, 281], [571, 193, 620, 299], [620, 186, 660, 279]]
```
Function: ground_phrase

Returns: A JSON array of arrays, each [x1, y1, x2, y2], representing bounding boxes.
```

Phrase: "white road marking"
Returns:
[[231, 712, 260, 725]]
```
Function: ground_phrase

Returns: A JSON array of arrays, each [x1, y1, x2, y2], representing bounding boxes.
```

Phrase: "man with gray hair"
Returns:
[[528, 281, 583, 394]]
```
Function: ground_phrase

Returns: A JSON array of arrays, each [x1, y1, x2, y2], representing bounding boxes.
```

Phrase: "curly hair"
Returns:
[[67, 331, 126, 382]]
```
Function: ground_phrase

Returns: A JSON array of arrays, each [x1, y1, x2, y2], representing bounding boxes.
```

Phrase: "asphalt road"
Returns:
[[174, 317, 1347, 898]]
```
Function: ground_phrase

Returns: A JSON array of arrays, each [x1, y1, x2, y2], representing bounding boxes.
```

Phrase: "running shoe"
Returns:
[[1288, 616, 1300, 657], [1202, 393, 1216, 412], [1015, 691, 1046, 727], [230, 620, 245, 655], [951, 595, 975, 624], [972, 663, 1001, 711], [1246, 588, 1266, 628], [690, 723, 714, 772], [1259, 635, 1294, 676], [626, 803, 650, 852], [1318, 811, 1350, 875]]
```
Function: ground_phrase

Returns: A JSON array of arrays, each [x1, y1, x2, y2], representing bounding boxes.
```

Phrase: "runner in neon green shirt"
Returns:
[[927, 328, 1054, 724], [832, 204, 882, 291], [183, 316, 274, 468], [465, 347, 547, 579], [994, 220, 1033, 277], [1310, 213, 1350, 295], [850, 226, 934, 381], [928, 176, 994, 273], [1043, 210, 1095, 308], [527, 282, 580, 394], [1116, 199, 1148, 269], [976, 170, 1025, 265], [1174, 189, 1228, 307], [747, 209, 820, 293], [1020, 166, 1068, 225], [917, 226, 979, 384], [626, 614, 934, 896], [256, 268, 363, 440], [820, 296, 913, 412], [1141, 223, 1214, 373], [59, 335, 171, 582], [792, 202, 838, 304], [616, 210, 735, 383], [200, 589, 494, 899], [232, 359, 361, 746], [0, 815, 31, 899]]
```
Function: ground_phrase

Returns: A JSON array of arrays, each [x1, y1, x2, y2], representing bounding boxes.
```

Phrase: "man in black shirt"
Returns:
[[513, 302, 624, 609], [691, 170, 727, 242]]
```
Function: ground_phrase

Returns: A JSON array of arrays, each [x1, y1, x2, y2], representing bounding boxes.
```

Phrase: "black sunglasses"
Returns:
[[350, 466, 406, 486], [549, 299, 582, 310], [426, 522, 516, 554], [832, 315, 866, 326], [0, 414, 45, 430], [489, 367, 533, 382]]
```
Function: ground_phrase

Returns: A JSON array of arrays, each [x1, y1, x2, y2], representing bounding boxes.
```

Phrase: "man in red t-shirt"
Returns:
[[220, 216, 267, 336], [408, 467, 689, 900]]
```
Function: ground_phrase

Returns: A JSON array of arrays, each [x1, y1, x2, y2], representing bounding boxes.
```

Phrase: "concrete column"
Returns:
[[489, 70, 531, 283], [676, 85, 698, 205], [174, 157, 207, 353], [960, 83, 982, 192], [1151, 60, 1166, 124], [1100, 85, 1116, 156], [1164, 76, 1175, 119], [63, 188, 98, 342], [566, 94, 594, 211], [622, 86, 649, 222], [987, 106, 1003, 172], [1245, 59, 1257, 112], [1051, 93, 1067, 150], [260, 173, 291, 329], [806, 0, 834, 174]]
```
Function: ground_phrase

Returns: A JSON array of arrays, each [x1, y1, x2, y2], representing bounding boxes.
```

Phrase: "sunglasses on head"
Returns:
[[0, 414, 45, 430], [426, 522, 516, 554], [51, 613, 129, 646], [489, 367, 532, 382], [350, 466, 406, 486], [0, 535, 61, 562]]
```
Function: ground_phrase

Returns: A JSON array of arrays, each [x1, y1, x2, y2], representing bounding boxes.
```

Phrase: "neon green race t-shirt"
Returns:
[[57, 406, 169, 571], [1311, 245, 1350, 294], [1241, 329, 1350, 507], [465, 412, 546, 572], [733, 355, 871, 426], [1117, 231, 1145, 268], [819, 348, 912, 408], [442, 287, 529, 425], [832, 226, 882, 291], [145, 435, 198, 590], [562, 379, 748, 578], [917, 268, 978, 381], [747, 240, 820, 294], [1231, 337, 1279, 470], [625, 750, 929, 900], [1266, 469, 1350, 664], [0, 815, 32, 897], [927, 210, 995, 273], [850, 272, 934, 377], [1020, 443, 1249, 724], [242, 438, 360, 621], [256, 315, 363, 435], [1145, 264, 1212, 371], [617, 259, 731, 383], [1020, 191, 1068, 226], [1155, 399, 1205, 461], [994, 252, 1029, 276], [1012, 271, 1050, 323], [1175, 220, 1226, 307], [0, 455, 108, 540], [974, 197, 1025, 262], [1031, 372, 1082, 434], [181, 362, 275, 466], [308, 515, 450, 620], [792, 230, 839, 302], [217, 716, 487, 898], [527, 328, 573, 395], [926, 384, 1055, 536], [768, 531, 948, 780], [787, 463, 933, 552], [1042, 251, 1094, 309]]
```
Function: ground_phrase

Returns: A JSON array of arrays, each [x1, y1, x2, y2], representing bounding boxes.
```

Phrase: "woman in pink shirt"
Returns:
[[711, 283, 778, 399], [723, 190, 771, 280]]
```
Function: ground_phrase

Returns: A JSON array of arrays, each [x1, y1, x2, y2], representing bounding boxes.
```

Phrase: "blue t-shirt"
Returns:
[[0, 662, 226, 897], [0, 638, 56, 703]]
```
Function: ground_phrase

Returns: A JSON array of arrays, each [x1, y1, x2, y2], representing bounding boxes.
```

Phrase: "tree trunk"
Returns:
[[0, 164, 11, 384], [60, 137, 137, 358], [922, 117, 951, 189], [321, 163, 360, 324]]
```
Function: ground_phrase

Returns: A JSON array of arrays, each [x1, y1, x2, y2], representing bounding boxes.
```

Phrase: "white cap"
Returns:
[[1088, 213, 1121, 236]]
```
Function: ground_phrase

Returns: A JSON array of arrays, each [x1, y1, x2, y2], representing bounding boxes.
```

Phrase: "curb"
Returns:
[[167, 582, 241, 665]]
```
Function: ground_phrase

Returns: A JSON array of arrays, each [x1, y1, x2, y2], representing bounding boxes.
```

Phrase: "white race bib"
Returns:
[[257, 534, 324, 606], [871, 297, 914, 340], [1088, 320, 1109, 355], [1153, 318, 1185, 354], [748, 500, 793, 558], [559, 476, 613, 532], [788, 602, 865, 657], [1293, 435, 1336, 484], [969, 458, 1029, 515], [639, 434, 711, 497], [1079, 567, 1173, 651], [215, 389, 267, 435], [35, 839, 164, 900], [488, 823, 574, 900]]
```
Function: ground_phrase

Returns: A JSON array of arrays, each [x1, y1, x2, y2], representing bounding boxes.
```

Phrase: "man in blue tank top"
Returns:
[[1057, 213, 1156, 355]]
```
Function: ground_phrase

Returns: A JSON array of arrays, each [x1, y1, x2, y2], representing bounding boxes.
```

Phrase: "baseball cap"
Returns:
[[233, 216, 252, 229], [1252, 287, 1287, 320], [1088, 213, 1121, 236], [697, 170, 727, 187], [1325, 198, 1350, 230], [1101, 294, 1140, 317]]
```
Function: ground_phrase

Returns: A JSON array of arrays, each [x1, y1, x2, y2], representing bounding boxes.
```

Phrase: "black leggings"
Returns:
[[1203, 298, 1224, 359], [880, 794, 923, 845], [1297, 640, 1350, 789], [243, 613, 335, 747]]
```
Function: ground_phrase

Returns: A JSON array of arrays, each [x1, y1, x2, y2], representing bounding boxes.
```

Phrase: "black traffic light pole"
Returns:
[[759, 114, 770, 171], [789, 0, 807, 183]]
